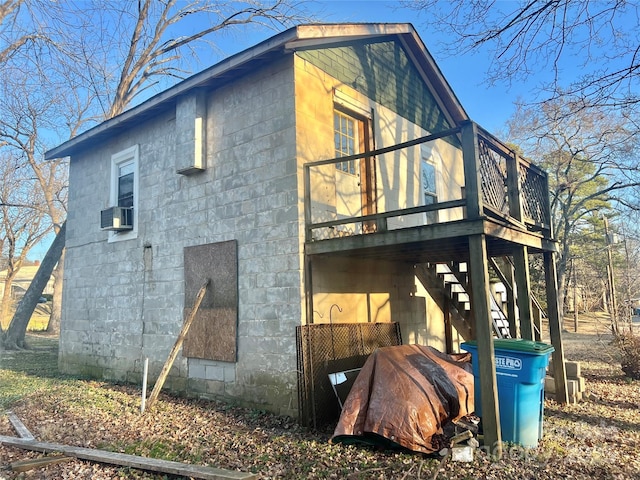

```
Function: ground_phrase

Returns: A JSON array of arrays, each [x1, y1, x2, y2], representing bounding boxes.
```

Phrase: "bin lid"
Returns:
[[461, 339, 554, 355]]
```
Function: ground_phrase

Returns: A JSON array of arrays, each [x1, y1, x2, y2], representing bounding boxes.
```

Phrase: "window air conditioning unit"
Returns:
[[100, 206, 133, 231]]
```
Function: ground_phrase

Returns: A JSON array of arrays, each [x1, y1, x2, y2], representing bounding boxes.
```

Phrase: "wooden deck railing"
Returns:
[[303, 120, 551, 243], [474, 125, 551, 231]]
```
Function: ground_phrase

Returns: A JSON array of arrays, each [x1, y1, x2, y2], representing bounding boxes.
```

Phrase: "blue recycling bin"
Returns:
[[461, 339, 554, 447]]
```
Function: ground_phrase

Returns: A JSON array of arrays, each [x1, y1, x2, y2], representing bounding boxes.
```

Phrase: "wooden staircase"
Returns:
[[415, 261, 512, 345]]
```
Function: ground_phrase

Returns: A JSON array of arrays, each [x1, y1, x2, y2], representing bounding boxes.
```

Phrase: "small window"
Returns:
[[421, 160, 438, 224], [334, 110, 358, 175], [422, 161, 437, 205], [109, 145, 139, 242], [117, 161, 135, 208]]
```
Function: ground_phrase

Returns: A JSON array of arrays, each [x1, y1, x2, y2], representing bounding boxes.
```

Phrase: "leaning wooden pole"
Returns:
[[146, 279, 210, 410]]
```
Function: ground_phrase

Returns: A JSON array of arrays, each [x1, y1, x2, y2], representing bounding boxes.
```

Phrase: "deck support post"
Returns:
[[513, 246, 534, 340], [444, 293, 453, 354], [469, 234, 502, 459], [544, 251, 569, 403], [304, 251, 314, 325]]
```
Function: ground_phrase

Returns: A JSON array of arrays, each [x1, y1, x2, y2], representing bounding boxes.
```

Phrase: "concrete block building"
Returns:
[[46, 24, 568, 445]]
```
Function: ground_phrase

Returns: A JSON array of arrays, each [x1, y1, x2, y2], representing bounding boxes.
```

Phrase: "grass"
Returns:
[[1, 323, 639, 479], [1, 306, 51, 332], [0, 334, 63, 410]]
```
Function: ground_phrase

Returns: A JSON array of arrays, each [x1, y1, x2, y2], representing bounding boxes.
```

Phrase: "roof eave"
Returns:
[[400, 29, 469, 125], [45, 26, 303, 160], [45, 23, 469, 160]]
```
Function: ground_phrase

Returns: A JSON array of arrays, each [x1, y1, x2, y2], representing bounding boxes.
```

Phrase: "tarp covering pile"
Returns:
[[331, 344, 474, 454]]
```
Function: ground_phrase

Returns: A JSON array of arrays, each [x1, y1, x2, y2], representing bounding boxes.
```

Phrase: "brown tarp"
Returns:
[[331, 344, 474, 454]]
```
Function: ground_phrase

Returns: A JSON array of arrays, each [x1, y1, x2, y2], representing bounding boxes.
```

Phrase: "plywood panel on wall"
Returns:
[[183, 240, 238, 362]]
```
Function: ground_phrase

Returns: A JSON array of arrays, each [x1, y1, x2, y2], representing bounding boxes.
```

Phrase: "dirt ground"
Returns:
[[0, 314, 639, 479]]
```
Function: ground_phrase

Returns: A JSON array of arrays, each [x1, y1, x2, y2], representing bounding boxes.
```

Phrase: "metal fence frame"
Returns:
[[296, 322, 402, 429]]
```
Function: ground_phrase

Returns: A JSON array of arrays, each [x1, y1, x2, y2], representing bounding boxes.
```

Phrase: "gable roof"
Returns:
[[45, 23, 468, 160]]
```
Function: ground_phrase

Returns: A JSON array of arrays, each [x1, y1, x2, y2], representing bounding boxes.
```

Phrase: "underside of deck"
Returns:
[[305, 216, 557, 263]]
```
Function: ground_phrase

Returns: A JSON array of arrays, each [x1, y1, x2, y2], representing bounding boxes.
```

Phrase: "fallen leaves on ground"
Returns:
[[0, 328, 638, 479]]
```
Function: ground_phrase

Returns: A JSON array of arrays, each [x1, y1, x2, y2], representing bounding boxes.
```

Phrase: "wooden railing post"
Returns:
[[461, 121, 483, 219], [506, 153, 524, 222]]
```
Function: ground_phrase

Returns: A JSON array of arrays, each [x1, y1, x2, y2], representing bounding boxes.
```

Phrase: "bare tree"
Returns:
[[1, 0, 312, 348], [405, 1, 640, 111], [0, 155, 50, 332], [0, 0, 43, 64], [36, 0, 311, 119], [3, 222, 65, 349], [507, 98, 640, 315], [0, 64, 68, 339]]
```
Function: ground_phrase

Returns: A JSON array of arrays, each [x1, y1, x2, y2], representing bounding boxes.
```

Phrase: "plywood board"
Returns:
[[183, 241, 238, 362]]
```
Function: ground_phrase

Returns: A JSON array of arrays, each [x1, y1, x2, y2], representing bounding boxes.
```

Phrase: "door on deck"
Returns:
[[334, 107, 376, 233]]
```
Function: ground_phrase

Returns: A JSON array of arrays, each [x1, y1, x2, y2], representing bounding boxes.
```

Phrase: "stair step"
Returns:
[[419, 260, 513, 340], [442, 273, 460, 284], [435, 263, 451, 274], [456, 292, 470, 303]]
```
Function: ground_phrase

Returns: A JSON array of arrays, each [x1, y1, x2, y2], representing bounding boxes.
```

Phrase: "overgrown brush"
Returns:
[[615, 330, 640, 379]]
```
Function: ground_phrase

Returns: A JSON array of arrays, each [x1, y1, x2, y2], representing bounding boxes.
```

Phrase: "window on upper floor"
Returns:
[[421, 157, 438, 224], [117, 161, 134, 208], [422, 160, 437, 205], [334, 109, 359, 175], [108, 145, 139, 242]]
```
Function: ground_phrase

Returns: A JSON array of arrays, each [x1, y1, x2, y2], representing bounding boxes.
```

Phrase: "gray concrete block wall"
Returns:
[[61, 109, 180, 380], [61, 56, 303, 415], [198, 57, 301, 414]]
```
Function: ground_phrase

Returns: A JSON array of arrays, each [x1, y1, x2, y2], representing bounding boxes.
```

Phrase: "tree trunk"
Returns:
[[46, 249, 65, 335], [3, 221, 66, 349], [0, 279, 14, 331], [0, 265, 23, 331]]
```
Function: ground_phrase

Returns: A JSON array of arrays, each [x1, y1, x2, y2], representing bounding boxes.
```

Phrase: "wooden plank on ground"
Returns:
[[6, 411, 35, 440], [0, 435, 256, 480], [11, 455, 73, 472]]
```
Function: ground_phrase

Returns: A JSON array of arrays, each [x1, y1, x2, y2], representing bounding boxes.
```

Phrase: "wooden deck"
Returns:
[[302, 121, 568, 459]]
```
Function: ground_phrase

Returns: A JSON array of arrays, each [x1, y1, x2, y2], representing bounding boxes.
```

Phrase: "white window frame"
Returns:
[[334, 109, 359, 175], [108, 145, 139, 242]]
